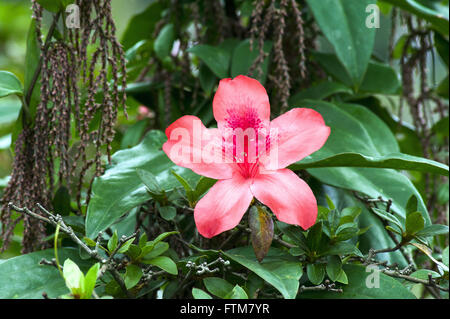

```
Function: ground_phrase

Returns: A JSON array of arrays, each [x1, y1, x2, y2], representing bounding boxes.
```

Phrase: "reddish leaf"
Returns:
[[249, 206, 274, 262]]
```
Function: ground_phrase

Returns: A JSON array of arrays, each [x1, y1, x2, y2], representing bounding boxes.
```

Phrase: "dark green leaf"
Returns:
[[292, 100, 432, 225], [306, 263, 326, 285], [203, 277, 234, 299], [306, 0, 376, 88], [224, 246, 303, 299], [405, 211, 425, 235], [158, 206, 177, 221], [416, 224, 449, 238], [326, 256, 342, 282], [0, 248, 91, 298], [188, 44, 230, 79], [86, 131, 199, 238], [124, 264, 143, 289], [154, 24, 175, 60], [231, 39, 272, 84], [299, 264, 416, 299]]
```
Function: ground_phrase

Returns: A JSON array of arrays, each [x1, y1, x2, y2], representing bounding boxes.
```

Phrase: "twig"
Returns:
[[299, 280, 343, 294], [8, 202, 134, 298]]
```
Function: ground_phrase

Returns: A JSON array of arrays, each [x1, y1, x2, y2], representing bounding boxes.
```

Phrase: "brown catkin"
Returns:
[[1, 0, 127, 252]]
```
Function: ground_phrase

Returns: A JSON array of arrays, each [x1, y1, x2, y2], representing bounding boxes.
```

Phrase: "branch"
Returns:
[[8, 202, 134, 298]]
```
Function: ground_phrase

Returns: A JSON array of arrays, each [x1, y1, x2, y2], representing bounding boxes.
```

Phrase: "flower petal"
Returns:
[[262, 108, 330, 170], [163, 115, 233, 179], [213, 75, 270, 131], [250, 169, 317, 230], [194, 174, 254, 238]]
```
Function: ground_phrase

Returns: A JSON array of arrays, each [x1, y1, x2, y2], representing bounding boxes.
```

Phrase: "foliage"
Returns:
[[0, 0, 448, 300]]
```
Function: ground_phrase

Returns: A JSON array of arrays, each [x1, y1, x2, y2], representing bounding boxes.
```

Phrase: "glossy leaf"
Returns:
[[292, 100, 433, 225], [380, 0, 449, 36], [188, 44, 230, 79], [0, 71, 23, 98], [154, 24, 175, 60], [147, 256, 178, 275], [306, 0, 376, 88], [124, 264, 143, 289], [203, 277, 234, 299], [312, 52, 401, 94], [299, 264, 416, 299], [86, 130, 199, 238], [289, 81, 352, 104], [0, 248, 91, 299], [192, 288, 212, 299], [224, 246, 303, 299], [231, 39, 272, 84]]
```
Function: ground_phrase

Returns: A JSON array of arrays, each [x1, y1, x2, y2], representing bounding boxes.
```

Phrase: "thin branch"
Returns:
[[8, 202, 134, 298]]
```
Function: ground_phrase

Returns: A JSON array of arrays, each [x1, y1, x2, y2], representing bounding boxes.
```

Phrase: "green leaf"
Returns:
[[188, 44, 230, 79], [107, 230, 118, 253], [136, 168, 163, 195], [203, 277, 234, 299], [154, 24, 175, 60], [371, 208, 404, 230], [35, 0, 73, 13], [290, 152, 449, 176], [118, 238, 135, 254], [158, 206, 177, 221], [225, 285, 249, 299], [434, 32, 449, 67], [406, 195, 418, 215], [63, 259, 83, 291], [121, 1, 165, 50], [52, 186, 71, 216], [322, 242, 362, 257], [276, 222, 309, 253], [442, 246, 449, 267], [22, 19, 41, 123], [147, 256, 178, 275], [307, 263, 326, 285], [410, 269, 441, 280], [312, 52, 401, 94], [86, 130, 199, 238], [405, 211, 425, 236], [224, 246, 303, 299], [0, 248, 91, 298], [142, 242, 169, 260], [416, 224, 449, 238], [249, 206, 274, 262], [231, 39, 272, 84], [124, 264, 143, 289], [289, 81, 352, 105], [300, 264, 416, 299], [83, 237, 96, 247], [380, 0, 449, 36], [306, 222, 325, 253], [194, 177, 217, 200], [83, 263, 100, 299], [306, 0, 376, 88], [292, 100, 432, 225], [192, 288, 212, 299], [0, 71, 23, 98]]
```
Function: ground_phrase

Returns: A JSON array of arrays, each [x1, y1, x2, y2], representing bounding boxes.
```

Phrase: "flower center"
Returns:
[[223, 106, 267, 179]]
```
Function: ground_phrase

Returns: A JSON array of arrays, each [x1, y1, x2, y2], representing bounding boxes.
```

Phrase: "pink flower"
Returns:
[[163, 75, 330, 238]]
